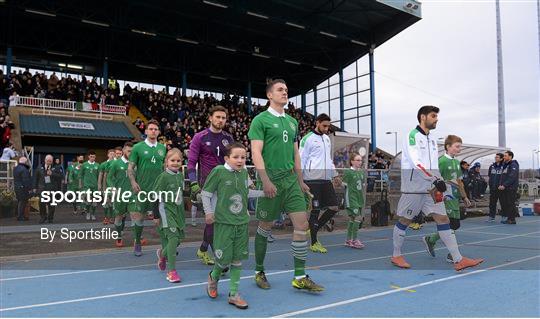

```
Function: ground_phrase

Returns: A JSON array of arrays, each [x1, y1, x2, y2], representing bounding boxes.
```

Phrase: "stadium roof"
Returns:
[[19, 115, 134, 140], [2, 0, 421, 98]]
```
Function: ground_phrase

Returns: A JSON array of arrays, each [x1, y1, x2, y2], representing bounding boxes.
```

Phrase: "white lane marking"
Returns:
[[273, 255, 540, 318], [1, 231, 538, 312]]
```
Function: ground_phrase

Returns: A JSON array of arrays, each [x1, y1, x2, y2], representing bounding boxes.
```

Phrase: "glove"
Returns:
[[433, 191, 444, 203], [433, 179, 447, 193], [190, 182, 201, 202]]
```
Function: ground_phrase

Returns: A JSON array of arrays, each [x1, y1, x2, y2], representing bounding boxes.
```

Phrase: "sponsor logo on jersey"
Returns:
[[289, 122, 296, 130], [222, 139, 229, 146], [273, 123, 279, 128], [215, 249, 223, 259], [144, 151, 148, 154], [205, 142, 211, 146]]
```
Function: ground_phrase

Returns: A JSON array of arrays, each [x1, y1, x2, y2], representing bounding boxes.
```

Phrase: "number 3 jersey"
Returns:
[[202, 164, 254, 225], [342, 168, 365, 208]]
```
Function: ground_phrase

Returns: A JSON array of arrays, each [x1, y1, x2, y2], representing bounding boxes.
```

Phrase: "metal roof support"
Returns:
[[369, 46, 376, 153], [339, 68, 344, 130], [313, 86, 318, 116], [182, 71, 187, 96], [6, 47, 12, 77], [102, 59, 108, 89], [301, 93, 306, 115], [247, 81, 252, 115]]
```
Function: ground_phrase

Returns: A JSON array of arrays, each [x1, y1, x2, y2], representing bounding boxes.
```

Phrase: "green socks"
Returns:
[[210, 264, 242, 296], [291, 241, 307, 277], [429, 232, 440, 245], [229, 265, 241, 295], [347, 221, 361, 240], [211, 265, 223, 281], [134, 224, 143, 244], [255, 227, 269, 272], [166, 236, 179, 271]]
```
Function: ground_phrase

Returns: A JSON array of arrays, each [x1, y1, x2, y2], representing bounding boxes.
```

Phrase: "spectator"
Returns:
[[374, 158, 387, 169], [53, 158, 65, 191], [0, 142, 17, 161], [9, 91, 19, 107], [13, 157, 32, 221], [460, 161, 471, 200], [48, 72, 59, 91], [469, 162, 486, 200], [487, 153, 504, 222], [34, 154, 63, 224], [498, 151, 520, 224]]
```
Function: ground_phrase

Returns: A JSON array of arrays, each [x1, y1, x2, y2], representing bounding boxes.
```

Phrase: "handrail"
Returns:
[[15, 96, 126, 115]]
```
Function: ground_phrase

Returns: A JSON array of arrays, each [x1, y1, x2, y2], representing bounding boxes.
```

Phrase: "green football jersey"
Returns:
[[105, 159, 116, 187], [202, 165, 250, 225], [248, 109, 298, 180], [98, 161, 110, 188], [109, 157, 131, 193], [438, 154, 462, 212], [81, 161, 100, 189], [129, 140, 166, 191], [152, 169, 185, 229], [343, 168, 365, 208], [67, 163, 81, 187]]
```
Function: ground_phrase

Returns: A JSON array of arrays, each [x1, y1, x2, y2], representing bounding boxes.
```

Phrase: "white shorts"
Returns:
[[396, 193, 446, 219]]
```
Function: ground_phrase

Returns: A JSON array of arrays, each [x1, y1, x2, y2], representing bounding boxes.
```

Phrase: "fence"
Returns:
[[15, 96, 126, 115], [0, 160, 17, 190]]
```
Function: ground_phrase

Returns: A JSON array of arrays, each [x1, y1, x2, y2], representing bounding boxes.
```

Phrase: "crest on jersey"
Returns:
[[205, 142, 211, 146], [157, 149, 165, 156], [170, 227, 177, 233], [144, 151, 148, 154], [215, 249, 223, 259], [222, 139, 229, 146], [225, 180, 233, 186], [259, 210, 267, 218], [353, 209, 359, 214]]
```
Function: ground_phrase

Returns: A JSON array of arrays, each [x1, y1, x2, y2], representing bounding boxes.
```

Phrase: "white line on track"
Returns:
[[2, 221, 538, 281], [2, 219, 538, 264], [272, 254, 540, 318], [459, 230, 516, 236], [1, 230, 538, 312]]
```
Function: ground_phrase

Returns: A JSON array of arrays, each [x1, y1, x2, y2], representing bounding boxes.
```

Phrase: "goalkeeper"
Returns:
[[187, 105, 235, 266]]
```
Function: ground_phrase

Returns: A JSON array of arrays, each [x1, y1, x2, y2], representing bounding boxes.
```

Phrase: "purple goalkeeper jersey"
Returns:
[[187, 128, 235, 185]]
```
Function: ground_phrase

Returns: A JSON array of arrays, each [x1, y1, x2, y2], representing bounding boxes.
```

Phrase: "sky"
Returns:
[[369, 0, 539, 168]]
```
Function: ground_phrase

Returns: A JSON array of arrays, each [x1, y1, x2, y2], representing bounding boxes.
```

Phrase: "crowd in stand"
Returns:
[[0, 68, 126, 107], [0, 68, 316, 165]]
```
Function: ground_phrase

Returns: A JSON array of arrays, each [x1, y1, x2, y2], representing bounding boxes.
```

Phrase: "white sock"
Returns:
[[438, 229, 462, 262], [191, 205, 197, 220], [392, 224, 406, 257]]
